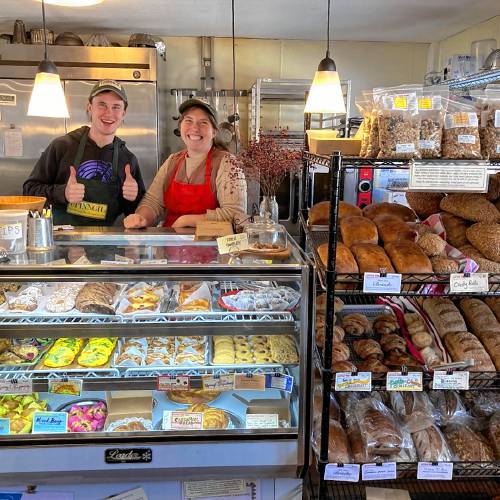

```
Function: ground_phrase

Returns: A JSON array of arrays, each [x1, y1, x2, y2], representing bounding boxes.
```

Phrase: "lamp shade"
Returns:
[[28, 65, 69, 118], [304, 69, 346, 114]]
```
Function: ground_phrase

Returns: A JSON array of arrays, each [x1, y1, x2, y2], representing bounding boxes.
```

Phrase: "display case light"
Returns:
[[37, 0, 103, 6]]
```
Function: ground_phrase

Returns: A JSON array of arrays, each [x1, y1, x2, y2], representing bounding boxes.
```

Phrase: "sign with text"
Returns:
[[335, 372, 372, 392], [157, 375, 190, 392], [432, 371, 469, 390], [363, 273, 402, 294], [0, 379, 33, 396], [417, 462, 453, 480], [162, 411, 203, 431], [217, 233, 249, 255], [409, 163, 488, 192], [233, 374, 266, 391], [449, 273, 489, 293], [386, 372, 423, 391], [361, 463, 397, 481], [265, 374, 293, 392], [324, 463, 360, 482], [201, 374, 234, 392], [32, 411, 68, 434], [245, 413, 279, 429]]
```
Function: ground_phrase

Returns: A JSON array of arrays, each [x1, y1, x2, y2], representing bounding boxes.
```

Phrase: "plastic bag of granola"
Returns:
[[483, 85, 500, 160], [442, 97, 482, 159], [374, 85, 422, 160], [418, 88, 448, 159], [355, 95, 371, 157], [469, 89, 488, 158]]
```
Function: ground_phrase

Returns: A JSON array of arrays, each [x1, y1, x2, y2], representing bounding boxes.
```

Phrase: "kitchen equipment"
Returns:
[[128, 33, 156, 48], [30, 28, 55, 45], [55, 32, 84, 46], [483, 48, 500, 71], [27, 214, 54, 251], [0, 196, 46, 211], [12, 20, 27, 44], [471, 39, 497, 73]]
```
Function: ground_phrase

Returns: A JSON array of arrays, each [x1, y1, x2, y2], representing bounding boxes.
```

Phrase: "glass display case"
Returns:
[[0, 229, 313, 485]]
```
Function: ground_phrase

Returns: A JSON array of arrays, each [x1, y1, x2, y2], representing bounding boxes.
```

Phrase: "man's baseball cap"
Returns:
[[179, 98, 218, 123], [89, 80, 128, 104]]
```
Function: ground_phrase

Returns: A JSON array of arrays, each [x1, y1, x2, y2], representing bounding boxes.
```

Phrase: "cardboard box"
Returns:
[[104, 390, 153, 429], [234, 394, 291, 424], [308, 137, 361, 156], [195, 220, 234, 241]]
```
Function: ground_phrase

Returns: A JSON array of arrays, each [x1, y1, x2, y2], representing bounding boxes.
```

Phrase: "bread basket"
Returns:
[[0, 196, 46, 211]]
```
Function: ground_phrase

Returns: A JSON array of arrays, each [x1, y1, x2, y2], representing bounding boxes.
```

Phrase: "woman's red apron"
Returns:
[[163, 148, 218, 227]]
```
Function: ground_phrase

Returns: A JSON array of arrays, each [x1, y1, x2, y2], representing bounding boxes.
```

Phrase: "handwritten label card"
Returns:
[[157, 375, 190, 392], [386, 372, 423, 391], [233, 374, 266, 391], [32, 411, 68, 434], [432, 371, 469, 390], [162, 411, 203, 431], [246, 413, 279, 429], [363, 273, 402, 294], [417, 462, 453, 480], [361, 463, 397, 481], [217, 233, 249, 254], [449, 273, 489, 293], [0, 379, 33, 396], [324, 464, 360, 482]]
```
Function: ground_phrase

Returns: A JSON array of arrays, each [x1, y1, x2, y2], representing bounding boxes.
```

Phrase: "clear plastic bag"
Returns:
[[374, 85, 422, 159], [311, 418, 351, 464], [444, 423, 495, 461], [442, 97, 482, 159], [489, 411, 500, 459], [366, 109, 380, 158], [356, 93, 372, 158], [429, 390, 471, 426], [483, 85, 500, 160], [412, 424, 454, 462], [418, 89, 448, 159], [390, 391, 438, 433]]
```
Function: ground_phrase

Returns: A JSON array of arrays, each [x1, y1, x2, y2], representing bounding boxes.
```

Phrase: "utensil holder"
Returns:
[[27, 216, 54, 251]]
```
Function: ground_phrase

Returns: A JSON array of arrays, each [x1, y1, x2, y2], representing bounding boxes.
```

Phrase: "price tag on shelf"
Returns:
[[32, 411, 68, 434], [363, 273, 402, 294], [157, 375, 190, 392], [432, 371, 469, 390], [335, 372, 372, 392], [233, 373, 266, 391], [162, 410, 203, 431], [115, 254, 134, 264], [324, 463, 360, 482], [48, 379, 82, 396], [100, 260, 126, 265], [217, 233, 249, 254], [139, 259, 169, 265], [0, 379, 33, 395], [265, 374, 293, 393], [245, 413, 279, 429], [409, 163, 488, 192], [361, 462, 397, 481], [0, 418, 10, 435], [183, 480, 247, 499], [72, 255, 91, 265], [449, 273, 489, 293], [386, 372, 423, 391], [201, 374, 234, 392], [47, 259, 67, 266], [417, 462, 453, 480]]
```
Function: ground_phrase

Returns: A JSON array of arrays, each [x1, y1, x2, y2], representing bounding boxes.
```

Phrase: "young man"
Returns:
[[23, 79, 145, 225]]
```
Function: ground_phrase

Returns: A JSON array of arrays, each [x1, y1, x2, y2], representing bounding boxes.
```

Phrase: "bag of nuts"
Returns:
[[355, 95, 371, 158], [418, 89, 448, 159], [365, 108, 380, 158], [374, 85, 422, 160], [482, 85, 500, 160], [442, 97, 482, 159]]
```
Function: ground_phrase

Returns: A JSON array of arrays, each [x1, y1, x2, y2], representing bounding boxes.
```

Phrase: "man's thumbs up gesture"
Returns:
[[64, 166, 85, 203], [122, 164, 139, 202]]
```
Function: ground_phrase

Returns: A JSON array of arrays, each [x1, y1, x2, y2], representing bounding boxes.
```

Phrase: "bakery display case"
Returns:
[[0, 229, 313, 485], [301, 151, 500, 499]]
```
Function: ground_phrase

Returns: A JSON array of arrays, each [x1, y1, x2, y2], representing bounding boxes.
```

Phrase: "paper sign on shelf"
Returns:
[[335, 372, 372, 392], [432, 371, 469, 390], [386, 372, 423, 391], [140, 259, 169, 265], [361, 463, 397, 481], [72, 255, 91, 265], [265, 374, 293, 392], [409, 163, 488, 192], [449, 273, 489, 293], [183, 479, 247, 499], [114, 254, 134, 264], [233, 373, 266, 391], [0, 418, 10, 435], [217, 233, 249, 255], [32, 411, 68, 434], [0, 379, 33, 396], [48, 379, 82, 396], [363, 273, 402, 294], [324, 463, 360, 482], [157, 375, 190, 392], [103, 487, 148, 500], [417, 462, 453, 480], [100, 260, 127, 265], [47, 259, 67, 266], [245, 413, 279, 429], [201, 374, 234, 392], [162, 411, 203, 431]]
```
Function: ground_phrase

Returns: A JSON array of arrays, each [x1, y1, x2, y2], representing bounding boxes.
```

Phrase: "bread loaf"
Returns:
[[485, 297, 500, 322], [412, 425, 453, 462], [444, 331, 496, 371], [340, 216, 378, 248], [318, 242, 358, 273], [486, 172, 500, 202], [440, 194, 500, 223], [350, 243, 395, 274], [445, 424, 495, 461], [430, 256, 459, 273], [459, 298, 500, 336], [384, 241, 433, 273], [489, 411, 500, 459], [390, 392, 435, 433], [466, 222, 500, 263], [458, 244, 500, 272], [422, 298, 467, 338], [406, 192, 444, 219], [441, 213, 469, 248], [373, 215, 416, 244], [476, 330, 500, 370], [309, 201, 330, 225], [363, 202, 416, 222], [417, 233, 447, 257], [327, 420, 352, 464]]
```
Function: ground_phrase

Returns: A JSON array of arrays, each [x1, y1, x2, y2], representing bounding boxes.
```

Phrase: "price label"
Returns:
[[361, 462, 397, 481], [418, 97, 432, 110], [162, 411, 203, 431], [0, 379, 33, 395], [48, 379, 82, 396], [47, 259, 67, 266], [363, 273, 402, 294], [409, 163, 488, 192], [0, 418, 10, 435], [457, 134, 476, 144], [183, 480, 247, 499], [417, 462, 453, 480], [217, 233, 249, 255], [393, 96, 408, 110], [100, 260, 126, 265], [335, 372, 372, 392], [495, 110, 500, 128], [386, 372, 423, 391], [201, 374, 234, 391], [395, 143, 415, 153], [233, 373, 265, 391], [452, 112, 476, 127], [72, 255, 91, 265], [450, 273, 489, 293], [157, 375, 190, 391], [324, 463, 360, 482], [432, 371, 469, 390], [32, 411, 68, 434], [140, 259, 169, 265], [246, 413, 279, 429], [265, 374, 293, 392], [115, 254, 134, 264]]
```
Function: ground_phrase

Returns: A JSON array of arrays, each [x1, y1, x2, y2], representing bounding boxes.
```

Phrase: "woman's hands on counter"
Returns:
[[123, 213, 148, 228], [172, 214, 207, 228]]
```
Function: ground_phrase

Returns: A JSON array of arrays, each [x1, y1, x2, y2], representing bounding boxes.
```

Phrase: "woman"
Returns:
[[24, 80, 145, 226], [123, 98, 247, 229]]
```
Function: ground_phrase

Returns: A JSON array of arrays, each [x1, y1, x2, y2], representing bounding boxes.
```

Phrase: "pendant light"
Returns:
[[28, 0, 69, 118], [39, 0, 103, 6], [304, 0, 346, 114]]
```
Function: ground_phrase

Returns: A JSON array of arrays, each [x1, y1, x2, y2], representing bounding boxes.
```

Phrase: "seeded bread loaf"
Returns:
[[422, 298, 467, 338]]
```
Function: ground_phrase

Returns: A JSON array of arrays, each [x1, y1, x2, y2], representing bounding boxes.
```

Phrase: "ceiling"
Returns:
[[0, 0, 499, 43]]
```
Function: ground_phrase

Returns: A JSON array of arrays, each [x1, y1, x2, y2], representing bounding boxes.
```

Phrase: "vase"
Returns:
[[259, 195, 279, 223]]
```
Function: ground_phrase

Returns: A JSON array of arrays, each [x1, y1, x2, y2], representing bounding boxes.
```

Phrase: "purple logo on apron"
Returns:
[[77, 160, 112, 183]]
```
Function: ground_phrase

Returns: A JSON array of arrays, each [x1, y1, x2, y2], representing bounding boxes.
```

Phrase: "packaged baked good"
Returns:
[[441, 194, 499, 224], [444, 423, 495, 461], [390, 391, 436, 432], [366, 108, 380, 158], [107, 417, 152, 432], [482, 86, 500, 160], [442, 97, 481, 159], [467, 392, 500, 418], [429, 390, 471, 426], [489, 411, 500, 459], [466, 222, 500, 262], [176, 282, 211, 312], [356, 94, 372, 158], [418, 90, 448, 158], [374, 85, 421, 159], [412, 424, 453, 462]]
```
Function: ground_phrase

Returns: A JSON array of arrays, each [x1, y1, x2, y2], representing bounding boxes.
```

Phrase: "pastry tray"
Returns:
[[0, 342, 53, 372]]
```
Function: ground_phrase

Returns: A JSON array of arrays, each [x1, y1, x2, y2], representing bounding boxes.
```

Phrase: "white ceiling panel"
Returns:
[[0, 0, 499, 43]]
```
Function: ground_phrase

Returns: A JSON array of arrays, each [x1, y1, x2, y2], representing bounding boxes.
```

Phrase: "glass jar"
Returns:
[[245, 217, 287, 251]]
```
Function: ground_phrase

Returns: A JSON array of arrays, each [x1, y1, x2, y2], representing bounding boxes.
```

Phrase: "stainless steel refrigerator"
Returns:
[[0, 45, 167, 198]]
